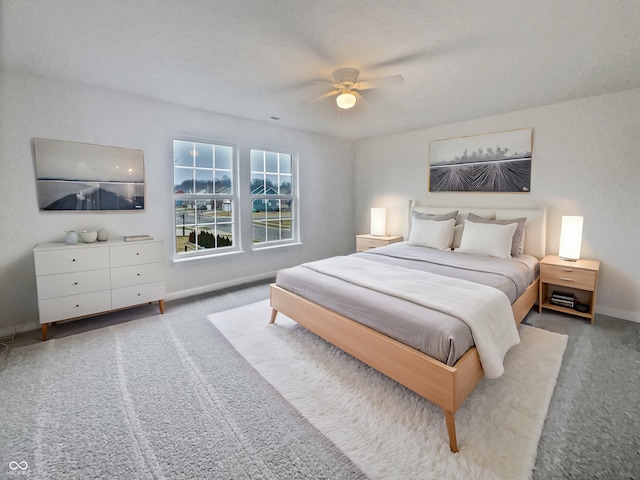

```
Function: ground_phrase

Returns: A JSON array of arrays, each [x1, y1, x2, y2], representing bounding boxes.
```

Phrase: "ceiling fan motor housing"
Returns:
[[333, 68, 360, 85]]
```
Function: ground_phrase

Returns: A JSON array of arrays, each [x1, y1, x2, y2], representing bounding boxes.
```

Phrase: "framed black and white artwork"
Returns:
[[34, 138, 145, 210], [428, 128, 532, 193]]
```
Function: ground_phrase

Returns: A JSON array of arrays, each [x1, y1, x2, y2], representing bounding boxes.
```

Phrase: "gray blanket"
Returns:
[[275, 242, 538, 366]]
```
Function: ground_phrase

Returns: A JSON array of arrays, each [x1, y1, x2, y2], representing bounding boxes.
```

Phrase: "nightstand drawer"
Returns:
[[356, 238, 387, 250], [355, 235, 403, 252], [541, 264, 596, 291]]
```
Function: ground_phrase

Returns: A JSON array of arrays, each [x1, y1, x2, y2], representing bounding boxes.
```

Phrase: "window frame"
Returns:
[[250, 148, 299, 249], [172, 137, 239, 259]]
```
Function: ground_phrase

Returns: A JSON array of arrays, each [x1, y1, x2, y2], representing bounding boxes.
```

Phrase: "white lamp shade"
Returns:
[[336, 92, 357, 109], [558, 216, 583, 260], [370, 208, 387, 236]]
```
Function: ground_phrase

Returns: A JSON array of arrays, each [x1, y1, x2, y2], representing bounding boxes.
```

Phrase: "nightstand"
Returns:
[[538, 255, 600, 324], [356, 234, 404, 252]]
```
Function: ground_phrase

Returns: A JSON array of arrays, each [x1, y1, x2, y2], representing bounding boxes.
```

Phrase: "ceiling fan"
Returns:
[[305, 68, 404, 109]]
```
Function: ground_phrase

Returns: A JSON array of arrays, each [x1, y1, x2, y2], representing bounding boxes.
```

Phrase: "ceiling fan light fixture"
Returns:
[[336, 91, 356, 109]]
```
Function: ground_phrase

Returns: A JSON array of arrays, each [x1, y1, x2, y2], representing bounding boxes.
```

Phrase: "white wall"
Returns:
[[2, 66, 637, 333], [355, 88, 640, 323], [0, 68, 355, 335]]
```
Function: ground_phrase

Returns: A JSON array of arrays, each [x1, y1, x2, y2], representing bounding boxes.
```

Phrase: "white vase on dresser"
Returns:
[[33, 240, 165, 340]]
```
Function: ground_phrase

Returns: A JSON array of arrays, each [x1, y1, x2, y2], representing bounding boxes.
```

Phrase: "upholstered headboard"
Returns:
[[407, 201, 547, 260]]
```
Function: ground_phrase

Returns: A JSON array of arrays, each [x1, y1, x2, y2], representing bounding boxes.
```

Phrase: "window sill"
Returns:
[[251, 241, 303, 253], [172, 249, 245, 265]]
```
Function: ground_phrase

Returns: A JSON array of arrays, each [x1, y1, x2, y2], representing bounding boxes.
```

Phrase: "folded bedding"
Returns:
[[275, 242, 539, 368]]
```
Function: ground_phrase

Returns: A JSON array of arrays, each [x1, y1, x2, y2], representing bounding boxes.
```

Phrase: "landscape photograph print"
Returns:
[[428, 128, 532, 192], [34, 138, 145, 211]]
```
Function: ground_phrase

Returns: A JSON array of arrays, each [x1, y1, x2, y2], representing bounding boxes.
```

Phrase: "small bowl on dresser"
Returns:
[[78, 230, 98, 243]]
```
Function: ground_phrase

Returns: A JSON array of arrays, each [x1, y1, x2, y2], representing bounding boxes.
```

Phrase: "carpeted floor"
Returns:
[[2, 280, 639, 479], [0, 299, 366, 479], [209, 300, 567, 480], [524, 311, 640, 480]]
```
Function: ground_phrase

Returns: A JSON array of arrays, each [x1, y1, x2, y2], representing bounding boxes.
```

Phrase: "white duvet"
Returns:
[[303, 256, 520, 378]]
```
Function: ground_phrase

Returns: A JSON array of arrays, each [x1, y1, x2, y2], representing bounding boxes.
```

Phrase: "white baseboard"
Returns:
[[166, 270, 277, 301], [596, 305, 640, 324]]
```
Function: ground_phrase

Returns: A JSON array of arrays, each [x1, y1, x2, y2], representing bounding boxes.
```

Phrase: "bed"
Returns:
[[269, 202, 546, 452]]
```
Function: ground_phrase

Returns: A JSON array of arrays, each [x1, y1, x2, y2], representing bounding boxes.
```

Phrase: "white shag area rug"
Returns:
[[208, 300, 568, 480]]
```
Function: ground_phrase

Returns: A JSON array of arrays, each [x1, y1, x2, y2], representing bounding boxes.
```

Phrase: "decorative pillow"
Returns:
[[450, 212, 491, 249], [408, 218, 456, 249], [468, 213, 527, 256], [411, 210, 458, 222], [451, 224, 464, 249], [456, 220, 518, 258]]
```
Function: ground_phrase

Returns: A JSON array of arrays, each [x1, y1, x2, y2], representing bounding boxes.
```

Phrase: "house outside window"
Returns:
[[173, 139, 236, 255], [250, 149, 297, 246]]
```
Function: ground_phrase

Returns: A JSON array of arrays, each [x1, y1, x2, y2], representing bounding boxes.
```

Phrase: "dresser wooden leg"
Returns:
[[159, 299, 165, 314], [41, 323, 48, 341]]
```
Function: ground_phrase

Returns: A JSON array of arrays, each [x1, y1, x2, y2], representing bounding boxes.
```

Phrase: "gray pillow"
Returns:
[[412, 210, 458, 222], [468, 213, 526, 256]]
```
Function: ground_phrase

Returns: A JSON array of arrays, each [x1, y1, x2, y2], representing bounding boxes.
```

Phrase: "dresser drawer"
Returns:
[[540, 264, 597, 291], [34, 247, 110, 275], [111, 281, 165, 310], [110, 262, 164, 289], [109, 241, 163, 267], [36, 269, 111, 300], [38, 290, 112, 324]]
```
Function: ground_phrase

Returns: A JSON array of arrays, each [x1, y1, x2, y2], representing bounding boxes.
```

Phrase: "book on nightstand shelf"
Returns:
[[550, 291, 575, 308], [124, 234, 154, 242]]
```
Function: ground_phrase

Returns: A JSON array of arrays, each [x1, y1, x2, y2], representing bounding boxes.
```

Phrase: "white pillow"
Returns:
[[408, 218, 455, 249], [451, 224, 464, 249], [456, 219, 518, 258]]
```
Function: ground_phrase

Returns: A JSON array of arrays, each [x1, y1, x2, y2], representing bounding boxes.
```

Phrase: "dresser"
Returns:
[[34, 240, 165, 340]]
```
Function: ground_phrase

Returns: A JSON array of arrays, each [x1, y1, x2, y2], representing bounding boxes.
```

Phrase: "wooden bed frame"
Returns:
[[269, 204, 546, 453]]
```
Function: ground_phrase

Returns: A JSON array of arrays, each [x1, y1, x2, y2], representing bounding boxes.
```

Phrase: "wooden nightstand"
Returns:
[[356, 234, 404, 252], [538, 255, 600, 324]]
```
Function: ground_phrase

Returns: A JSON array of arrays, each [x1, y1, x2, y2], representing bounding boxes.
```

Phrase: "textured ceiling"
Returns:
[[2, 0, 640, 140]]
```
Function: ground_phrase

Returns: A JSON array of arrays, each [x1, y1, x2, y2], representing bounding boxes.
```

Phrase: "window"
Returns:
[[250, 149, 297, 246], [174, 140, 235, 255]]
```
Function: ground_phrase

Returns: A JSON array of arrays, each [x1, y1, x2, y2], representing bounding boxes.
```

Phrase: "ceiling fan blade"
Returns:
[[353, 90, 370, 108], [301, 89, 340, 105], [355, 75, 404, 91], [312, 78, 337, 85]]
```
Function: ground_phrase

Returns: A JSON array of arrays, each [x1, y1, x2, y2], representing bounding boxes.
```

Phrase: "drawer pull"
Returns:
[[74, 282, 78, 285], [136, 252, 140, 255], [72, 259, 76, 262], [562, 268, 573, 272], [560, 277, 574, 282], [137, 293, 141, 296], [75, 304, 79, 308], [137, 273, 141, 276]]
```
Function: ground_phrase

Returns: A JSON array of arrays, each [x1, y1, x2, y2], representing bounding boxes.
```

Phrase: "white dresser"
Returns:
[[34, 240, 165, 340]]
